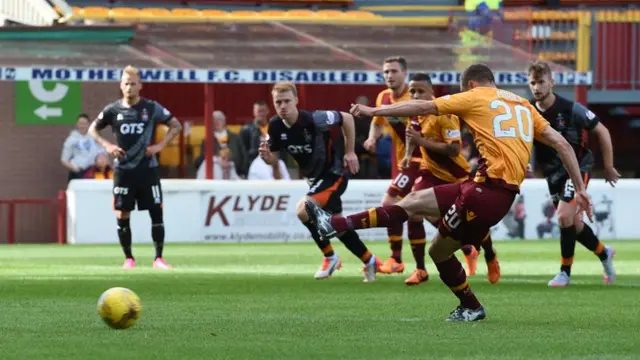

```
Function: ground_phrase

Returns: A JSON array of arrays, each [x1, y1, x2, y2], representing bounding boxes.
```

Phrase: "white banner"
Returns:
[[0, 66, 593, 85], [66, 179, 637, 245]]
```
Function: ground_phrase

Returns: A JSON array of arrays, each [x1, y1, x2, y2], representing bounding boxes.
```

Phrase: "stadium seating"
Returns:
[[71, 7, 381, 22], [186, 125, 242, 160], [155, 125, 181, 167]]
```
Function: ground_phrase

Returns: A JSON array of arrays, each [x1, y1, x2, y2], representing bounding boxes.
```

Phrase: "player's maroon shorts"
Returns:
[[433, 180, 517, 246], [386, 164, 421, 199], [411, 170, 450, 192]]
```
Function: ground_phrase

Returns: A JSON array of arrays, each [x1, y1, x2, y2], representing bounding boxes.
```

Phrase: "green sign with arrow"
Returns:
[[15, 80, 82, 125]]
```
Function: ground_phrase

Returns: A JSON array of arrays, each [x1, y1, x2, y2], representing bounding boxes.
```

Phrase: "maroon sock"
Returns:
[[461, 245, 473, 256], [408, 220, 426, 270], [481, 235, 496, 262], [330, 205, 409, 233], [435, 256, 481, 309], [388, 223, 403, 262]]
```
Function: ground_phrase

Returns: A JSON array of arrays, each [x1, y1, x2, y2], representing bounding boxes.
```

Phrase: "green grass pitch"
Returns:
[[1, 240, 639, 360]]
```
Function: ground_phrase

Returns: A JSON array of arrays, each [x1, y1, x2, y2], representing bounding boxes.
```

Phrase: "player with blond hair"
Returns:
[[89, 65, 183, 269], [306, 64, 592, 321], [260, 81, 382, 282]]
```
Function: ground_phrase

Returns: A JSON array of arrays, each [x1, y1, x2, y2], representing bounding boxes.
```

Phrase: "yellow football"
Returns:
[[97, 287, 142, 329]]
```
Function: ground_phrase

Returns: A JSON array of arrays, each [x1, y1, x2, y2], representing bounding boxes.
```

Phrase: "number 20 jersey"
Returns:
[[433, 87, 550, 191]]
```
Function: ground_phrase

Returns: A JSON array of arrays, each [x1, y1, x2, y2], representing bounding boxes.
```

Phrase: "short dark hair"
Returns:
[[409, 72, 432, 85], [384, 56, 408, 71], [77, 113, 89, 120], [527, 60, 552, 79], [254, 100, 267, 106], [461, 64, 495, 86]]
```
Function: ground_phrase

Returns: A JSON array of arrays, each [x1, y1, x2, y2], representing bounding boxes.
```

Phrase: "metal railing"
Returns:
[[0, 191, 66, 244]]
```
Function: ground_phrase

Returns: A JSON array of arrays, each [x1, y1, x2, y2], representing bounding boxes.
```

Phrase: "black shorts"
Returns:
[[113, 167, 163, 212], [307, 173, 348, 214], [547, 172, 590, 208]]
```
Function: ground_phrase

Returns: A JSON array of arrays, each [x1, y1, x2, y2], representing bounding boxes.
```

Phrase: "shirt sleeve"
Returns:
[[312, 110, 343, 132], [571, 102, 600, 131], [433, 92, 474, 118], [439, 115, 463, 144], [94, 104, 115, 130], [151, 101, 174, 124]]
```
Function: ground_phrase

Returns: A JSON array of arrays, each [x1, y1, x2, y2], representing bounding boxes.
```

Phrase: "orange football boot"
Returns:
[[404, 269, 429, 285], [464, 247, 478, 276], [487, 258, 501, 284], [379, 257, 405, 274]]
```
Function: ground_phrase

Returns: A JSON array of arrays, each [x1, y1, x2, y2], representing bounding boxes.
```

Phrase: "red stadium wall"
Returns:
[[595, 22, 640, 90], [141, 83, 449, 125], [141, 83, 384, 125]]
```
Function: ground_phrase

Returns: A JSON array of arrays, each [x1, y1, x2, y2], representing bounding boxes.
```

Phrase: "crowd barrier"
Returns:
[[66, 179, 637, 244]]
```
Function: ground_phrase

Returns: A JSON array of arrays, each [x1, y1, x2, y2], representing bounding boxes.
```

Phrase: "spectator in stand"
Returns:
[[84, 152, 113, 179], [375, 133, 392, 179], [61, 113, 102, 181], [239, 100, 271, 174], [195, 110, 247, 178], [247, 155, 291, 180], [196, 147, 241, 180], [353, 95, 378, 179]]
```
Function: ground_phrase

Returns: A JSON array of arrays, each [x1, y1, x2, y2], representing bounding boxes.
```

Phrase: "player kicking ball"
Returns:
[[259, 81, 382, 282], [307, 64, 592, 321], [88, 65, 183, 269], [527, 61, 618, 286], [401, 73, 500, 285]]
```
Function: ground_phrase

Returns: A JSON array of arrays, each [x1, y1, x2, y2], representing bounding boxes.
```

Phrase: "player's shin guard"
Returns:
[[481, 234, 497, 262], [338, 230, 372, 264], [577, 224, 608, 261], [117, 218, 133, 259], [560, 225, 577, 275], [388, 224, 403, 262], [435, 256, 481, 309], [331, 205, 409, 233], [303, 221, 335, 257], [407, 221, 426, 270], [150, 208, 164, 259]]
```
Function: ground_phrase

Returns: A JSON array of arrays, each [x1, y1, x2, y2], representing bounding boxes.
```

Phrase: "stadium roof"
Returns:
[[0, 23, 571, 72]]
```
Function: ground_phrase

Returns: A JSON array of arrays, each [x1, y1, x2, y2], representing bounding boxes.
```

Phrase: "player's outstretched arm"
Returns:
[[591, 123, 620, 186], [340, 112, 359, 175], [373, 100, 437, 117], [535, 126, 593, 221]]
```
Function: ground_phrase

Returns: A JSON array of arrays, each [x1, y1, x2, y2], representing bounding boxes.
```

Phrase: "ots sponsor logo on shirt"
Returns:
[[120, 123, 145, 135], [287, 144, 313, 154], [586, 110, 596, 120]]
